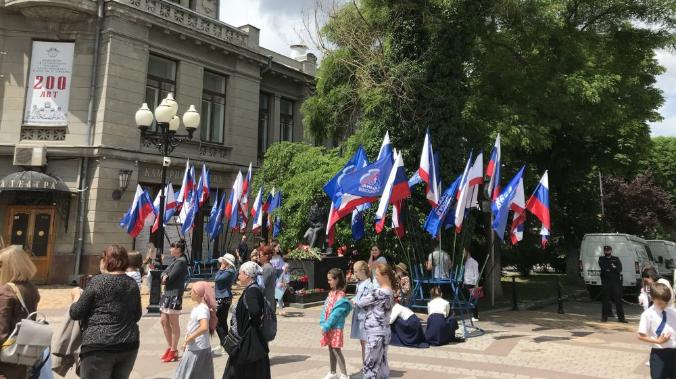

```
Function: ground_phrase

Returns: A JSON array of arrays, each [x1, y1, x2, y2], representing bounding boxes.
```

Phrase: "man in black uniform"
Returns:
[[236, 235, 250, 263], [598, 245, 627, 323]]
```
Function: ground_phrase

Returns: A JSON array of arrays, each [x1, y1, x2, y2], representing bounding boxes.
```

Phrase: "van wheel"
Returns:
[[587, 285, 601, 300]]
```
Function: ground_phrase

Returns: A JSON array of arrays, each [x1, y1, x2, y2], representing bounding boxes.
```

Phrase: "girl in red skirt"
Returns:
[[320, 268, 352, 379]]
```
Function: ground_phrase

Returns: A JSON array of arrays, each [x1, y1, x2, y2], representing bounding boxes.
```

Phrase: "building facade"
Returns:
[[0, 0, 316, 283]]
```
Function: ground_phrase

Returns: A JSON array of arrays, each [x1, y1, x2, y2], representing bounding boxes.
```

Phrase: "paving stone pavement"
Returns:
[[40, 290, 651, 379]]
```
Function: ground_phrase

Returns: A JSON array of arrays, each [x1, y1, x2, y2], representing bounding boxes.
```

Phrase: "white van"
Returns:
[[579, 233, 655, 298], [647, 240, 676, 281]]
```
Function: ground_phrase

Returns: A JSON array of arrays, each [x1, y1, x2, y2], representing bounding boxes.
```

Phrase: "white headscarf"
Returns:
[[239, 261, 262, 278]]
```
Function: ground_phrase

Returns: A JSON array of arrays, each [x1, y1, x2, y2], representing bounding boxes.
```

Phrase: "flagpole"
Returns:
[[490, 212, 495, 307]]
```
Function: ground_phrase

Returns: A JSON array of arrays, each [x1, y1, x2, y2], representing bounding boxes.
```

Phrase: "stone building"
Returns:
[[0, 0, 316, 283]]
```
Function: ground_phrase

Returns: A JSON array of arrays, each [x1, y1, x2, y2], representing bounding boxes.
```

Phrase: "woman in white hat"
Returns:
[[212, 253, 236, 356]]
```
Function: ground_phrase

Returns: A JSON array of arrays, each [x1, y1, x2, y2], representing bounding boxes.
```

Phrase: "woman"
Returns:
[[223, 261, 270, 379], [0, 246, 41, 379], [394, 263, 411, 305], [213, 253, 237, 355], [160, 240, 189, 362], [70, 244, 142, 379]]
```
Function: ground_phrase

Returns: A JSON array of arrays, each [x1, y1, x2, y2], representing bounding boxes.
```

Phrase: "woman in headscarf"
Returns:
[[222, 261, 270, 379]]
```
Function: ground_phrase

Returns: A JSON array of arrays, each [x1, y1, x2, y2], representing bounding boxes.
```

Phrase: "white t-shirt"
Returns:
[[126, 270, 142, 287], [389, 303, 414, 324], [638, 305, 676, 349], [464, 257, 479, 286], [427, 297, 450, 318], [186, 303, 211, 351]]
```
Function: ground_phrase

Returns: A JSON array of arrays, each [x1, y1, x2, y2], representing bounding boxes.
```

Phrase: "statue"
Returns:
[[303, 201, 326, 248]]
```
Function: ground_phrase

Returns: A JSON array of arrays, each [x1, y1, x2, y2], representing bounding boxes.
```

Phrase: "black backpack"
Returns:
[[244, 284, 277, 342]]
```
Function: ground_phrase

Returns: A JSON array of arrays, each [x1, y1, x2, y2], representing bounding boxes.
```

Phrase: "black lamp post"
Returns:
[[135, 93, 200, 313]]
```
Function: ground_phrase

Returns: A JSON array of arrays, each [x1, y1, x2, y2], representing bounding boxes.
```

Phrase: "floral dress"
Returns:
[[320, 290, 346, 348]]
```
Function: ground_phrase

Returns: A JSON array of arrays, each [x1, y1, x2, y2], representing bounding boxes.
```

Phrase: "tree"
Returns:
[[603, 172, 676, 239], [300, 0, 676, 297], [644, 137, 676, 200]]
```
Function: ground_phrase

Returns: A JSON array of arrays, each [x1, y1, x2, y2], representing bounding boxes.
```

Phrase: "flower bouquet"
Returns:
[[291, 287, 328, 303], [288, 273, 309, 291], [287, 244, 323, 261]]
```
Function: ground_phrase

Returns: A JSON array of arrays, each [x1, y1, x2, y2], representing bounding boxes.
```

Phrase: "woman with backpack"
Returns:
[[222, 261, 271, 379], [0, 246, 41, 379]]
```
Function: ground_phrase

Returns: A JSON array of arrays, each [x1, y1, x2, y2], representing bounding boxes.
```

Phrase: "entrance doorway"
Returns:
[[4, 206, 56, 283]]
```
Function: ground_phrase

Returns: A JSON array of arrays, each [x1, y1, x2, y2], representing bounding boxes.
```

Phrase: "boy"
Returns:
[[638, 282, 676, 379]]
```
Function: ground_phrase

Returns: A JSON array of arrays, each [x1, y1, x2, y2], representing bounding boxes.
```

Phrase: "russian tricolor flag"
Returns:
[[251, 187, 264, 234], [454, 152, 473, 231], [226, 171, 243, 231], [120, 185, 156, 238], [375, 151, 411, 233], [197, 163, 210, 208], [418, 129, 440, 207], [377, 131, 393, 160], [509, 175, 526, 245], [176, 161, 195, 211], [151, 183, 177, 233], [526, 171, 551, 248], [240, 163, 252, 223], [486, 134, 501, 200]]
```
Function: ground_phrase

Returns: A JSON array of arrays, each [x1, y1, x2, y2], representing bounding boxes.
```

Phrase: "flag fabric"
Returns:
[[509, 175, 526, 245], [453, 152, 474, 231], [240, 163, 252, 222], [465, 151, 483, 209], [179, 189, 198, 235], [377, 131, 393, 161], [176, 161, 195, 207], [120, 185, 156, 238], [226, 171, 243, 231], [492, 166, 526, 240], [197, 163, 210, 208], [252, 187, 265, 234], [418, 129, 440, 207], [424, 175, 462, 238], [375, 151, 411, 233], [526, 171, 551, 248], [151, 183, 177, 233], [391, 201, 405, 238], [206, 190, 224, 240], [269, 190, 282, 238], [351, 209, 365, 241], [486, 134, 501, 200]]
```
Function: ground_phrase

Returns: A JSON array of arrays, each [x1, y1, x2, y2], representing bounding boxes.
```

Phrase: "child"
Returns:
[[126, 251, 143, 288], [173, 281, 218, 379], [351, 261, 374, 363], [394, 263, 411, 305], [426, 286, 454, 346], [638, 282, 676, 379], [320, 268, 352, 379], [275, 262, 290, 317], [354, 263, 396, 379]]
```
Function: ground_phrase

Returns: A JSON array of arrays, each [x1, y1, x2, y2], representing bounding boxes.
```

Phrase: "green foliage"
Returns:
[[301, 0, 675, 266], [644, 137, 676, 199]]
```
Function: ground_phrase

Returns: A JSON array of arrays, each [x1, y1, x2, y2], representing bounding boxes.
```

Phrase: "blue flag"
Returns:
[[492, 166, 526, 240], [351, 208, 366, 241], [272, 191, 282, 237], [180, 189, 199, 235], [424, 175, 461, 238], [324, 146, 369, 198]]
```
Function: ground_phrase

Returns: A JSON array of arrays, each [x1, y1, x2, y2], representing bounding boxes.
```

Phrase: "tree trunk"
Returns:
[[566, 247, 584, 285]]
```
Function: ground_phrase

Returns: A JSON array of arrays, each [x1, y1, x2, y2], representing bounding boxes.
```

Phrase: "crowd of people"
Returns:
[[0, 237, 485, 379]]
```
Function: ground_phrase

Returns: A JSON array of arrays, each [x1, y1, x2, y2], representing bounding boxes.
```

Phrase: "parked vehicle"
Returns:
[[647, 240, 676, 282], [579, 233, 656, 299]]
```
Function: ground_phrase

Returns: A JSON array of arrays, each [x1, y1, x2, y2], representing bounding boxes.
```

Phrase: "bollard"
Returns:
[[557, 279, 565, 314], [512, 276, 518, 311]]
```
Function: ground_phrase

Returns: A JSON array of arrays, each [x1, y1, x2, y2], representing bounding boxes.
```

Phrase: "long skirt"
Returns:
[[173, 348, 214, 379], [390, 315, 429, 348], [425, 313, 453, 346], [363, 334, 389, 379], [222, 355, 271, 379]]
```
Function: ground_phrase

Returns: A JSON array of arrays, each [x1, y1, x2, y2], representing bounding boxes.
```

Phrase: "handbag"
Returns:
[[0, 283, 53, 366], [222, 328, 241, 356]]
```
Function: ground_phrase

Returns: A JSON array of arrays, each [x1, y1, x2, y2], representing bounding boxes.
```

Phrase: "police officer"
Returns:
[[598, 245, 627, 323]]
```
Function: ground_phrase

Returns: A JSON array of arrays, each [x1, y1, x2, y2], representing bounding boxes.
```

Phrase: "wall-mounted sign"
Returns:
[[23, 41, 75, 126]]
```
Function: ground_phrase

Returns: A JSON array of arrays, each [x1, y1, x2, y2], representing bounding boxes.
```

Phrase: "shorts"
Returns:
[[159, 294, 183, 314]]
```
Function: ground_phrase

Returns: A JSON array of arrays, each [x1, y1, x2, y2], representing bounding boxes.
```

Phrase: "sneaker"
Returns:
[[645, 361, 650, 367], [337, 374, 349, 379], [322, 372, 338, 379], [211, 345, 225, 356], [471, 317, 479, 322], [618, 318, 628, 324], [160, 347, 171, 360]]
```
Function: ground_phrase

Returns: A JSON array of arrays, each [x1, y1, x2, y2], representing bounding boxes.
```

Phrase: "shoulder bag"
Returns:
[[0, 283, 53, 366]]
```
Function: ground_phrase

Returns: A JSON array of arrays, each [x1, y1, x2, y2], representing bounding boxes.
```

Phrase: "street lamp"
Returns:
[[136, 93, 200, 313]]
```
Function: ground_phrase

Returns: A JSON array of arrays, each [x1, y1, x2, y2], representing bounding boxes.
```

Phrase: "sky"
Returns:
[[220, 1, 676, 137]]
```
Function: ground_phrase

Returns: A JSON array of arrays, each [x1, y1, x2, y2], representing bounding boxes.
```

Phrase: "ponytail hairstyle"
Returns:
[[375, 263, 398, 292]]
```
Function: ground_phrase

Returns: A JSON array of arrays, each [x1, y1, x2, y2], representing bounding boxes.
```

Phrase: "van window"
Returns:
[[632, 242, 650, 261]]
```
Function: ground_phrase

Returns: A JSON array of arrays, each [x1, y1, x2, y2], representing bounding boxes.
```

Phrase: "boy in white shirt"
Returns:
[[638, 282, 676, 379]]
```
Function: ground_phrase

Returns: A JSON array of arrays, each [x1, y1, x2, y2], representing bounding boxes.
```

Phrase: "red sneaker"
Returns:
[[160, 348, 171, 360], [161, 349, 178, 363]]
